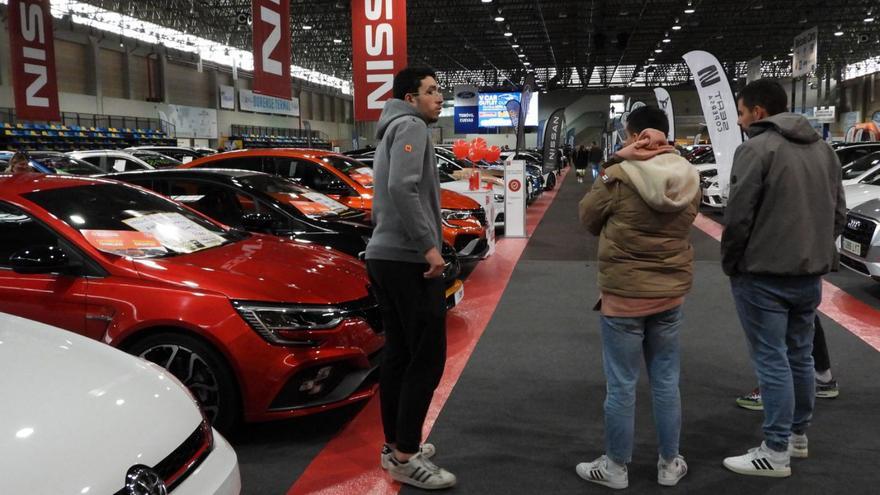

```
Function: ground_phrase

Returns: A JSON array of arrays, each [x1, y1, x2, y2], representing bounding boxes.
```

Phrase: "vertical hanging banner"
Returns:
[[683, 50, 742, 197], [792, 27, 818, 79], [8, 0, 61, 121], [453, 85, 479, 133], [517, 72, 536, 152], [351, 0, 408, 121], [541, 108, 566, 174], [653, 87, 675, 142], [252, 0, 291, 99]]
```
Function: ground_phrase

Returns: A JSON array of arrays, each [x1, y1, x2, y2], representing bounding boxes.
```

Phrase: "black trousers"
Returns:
[[813, 315, 831, 372], [367, 259, 447, 453]]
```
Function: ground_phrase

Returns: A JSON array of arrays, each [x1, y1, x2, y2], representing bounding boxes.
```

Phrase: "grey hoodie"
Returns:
[[721, 112, 846, 276], [364, 99, 442, 264]]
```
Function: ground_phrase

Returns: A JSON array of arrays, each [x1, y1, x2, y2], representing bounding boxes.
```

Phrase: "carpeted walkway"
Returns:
[[402, 170, 880, 494]]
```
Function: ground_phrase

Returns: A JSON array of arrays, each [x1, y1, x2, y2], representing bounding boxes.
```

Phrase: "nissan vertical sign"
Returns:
[[352, 0, 408, 121], [252, 0, 291, 99], [8, 0, 60, 121]]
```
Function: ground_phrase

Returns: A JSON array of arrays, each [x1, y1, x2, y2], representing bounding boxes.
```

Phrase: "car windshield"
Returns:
[[237, 174, 352, 218], [321, 156, 374, 188], [24, 183, 242, 258], [842, 151, 880, 180], [33, 155, 102, 175], [134, 152, 183, 169], [439, 170, 456, 183]]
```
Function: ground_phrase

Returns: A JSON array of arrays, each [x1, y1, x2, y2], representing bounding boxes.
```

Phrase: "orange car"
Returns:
[[183, 149, 490, 260]]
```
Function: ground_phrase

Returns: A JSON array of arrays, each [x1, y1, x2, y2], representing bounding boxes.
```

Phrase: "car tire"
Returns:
[[544, 173, 556, 191], [126, 332, 240, 432]]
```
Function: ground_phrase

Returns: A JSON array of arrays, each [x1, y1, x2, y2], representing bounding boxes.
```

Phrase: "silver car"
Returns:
[[839, 197, 880, 280]]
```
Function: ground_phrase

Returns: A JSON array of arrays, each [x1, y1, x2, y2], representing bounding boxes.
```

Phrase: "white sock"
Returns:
[[815, 369, 832, 382]]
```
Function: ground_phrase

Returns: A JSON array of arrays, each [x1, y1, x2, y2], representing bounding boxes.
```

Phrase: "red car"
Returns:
[[182, 149, 491, 261], [0, 173, 384, 431]]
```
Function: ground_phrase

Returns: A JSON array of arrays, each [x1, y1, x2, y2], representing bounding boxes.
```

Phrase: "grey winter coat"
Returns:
[[721, 113, 846, 276]]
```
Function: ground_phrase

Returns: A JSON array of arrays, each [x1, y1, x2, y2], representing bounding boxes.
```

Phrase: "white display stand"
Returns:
[[504, 159, 527, 237], [456, 189, 496, 257]]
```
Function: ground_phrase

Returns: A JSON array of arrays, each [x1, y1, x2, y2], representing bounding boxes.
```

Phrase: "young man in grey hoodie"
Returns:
[[721, 79, 846, 478], [364, 67, 456, 490]]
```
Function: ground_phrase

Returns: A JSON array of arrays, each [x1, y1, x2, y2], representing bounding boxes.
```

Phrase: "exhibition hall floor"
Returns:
[[231, 170, 880, 494]]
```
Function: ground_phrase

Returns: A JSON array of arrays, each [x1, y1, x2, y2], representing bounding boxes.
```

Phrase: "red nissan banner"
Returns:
[[8, 0, 61, 122], [351, 0, 408, 121], [252, 0, 291, 99]]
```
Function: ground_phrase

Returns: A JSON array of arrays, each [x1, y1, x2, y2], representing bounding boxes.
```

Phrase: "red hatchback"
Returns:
[[0, 173, 384, 430]]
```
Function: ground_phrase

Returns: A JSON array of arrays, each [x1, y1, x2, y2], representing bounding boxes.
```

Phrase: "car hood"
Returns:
[[844, 183, 880, 210], [132, 234, 370, 304], [0, 313, 203, 495], [440, 188, 481, 210], [847, 197, 880, 218]]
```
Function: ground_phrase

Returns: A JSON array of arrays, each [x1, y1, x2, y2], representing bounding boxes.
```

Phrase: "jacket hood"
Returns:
[[376, 99, 424, 140], [619, 153, 700, 213], [748, 112, 820, 144]]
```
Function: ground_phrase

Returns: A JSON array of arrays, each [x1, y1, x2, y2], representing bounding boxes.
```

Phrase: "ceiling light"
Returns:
[[671, 24, 682, 30], [655, 48, 663, 53], [481, 0, 493, 3], [518, 53, 525, 58], [302, 25, 312, 30], [523, 61, 531, 66], [663, 37, 671, 43], [865, 16, 875, 22], [684, 7, 695, 14], [333, 39, 342, 44], [648, 57, 655, 62], [834, 30, 844, 36], [494, 16, 505, 22], [511, 44, 520, 48], [504, 32, 513, 37]]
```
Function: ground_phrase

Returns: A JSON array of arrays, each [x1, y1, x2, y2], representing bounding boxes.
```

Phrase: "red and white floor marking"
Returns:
[[693, 213, 880, 352], [288, 170, 570, 495]]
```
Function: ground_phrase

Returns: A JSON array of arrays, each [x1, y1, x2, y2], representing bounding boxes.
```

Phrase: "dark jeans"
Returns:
[[730, 274, 821, 452], [367, 259, 447, 453]]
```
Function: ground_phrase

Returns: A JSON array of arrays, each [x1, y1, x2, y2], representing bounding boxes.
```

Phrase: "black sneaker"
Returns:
[[816, 378, 839, 399]]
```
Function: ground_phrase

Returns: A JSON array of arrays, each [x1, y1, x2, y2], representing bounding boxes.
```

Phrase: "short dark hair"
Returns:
[[625, 106, 669, 135], [737, 80, 788, 116], [393, 67, 437, 100]]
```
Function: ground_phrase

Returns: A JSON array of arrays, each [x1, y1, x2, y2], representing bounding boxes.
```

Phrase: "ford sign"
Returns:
[[456, 91, 476, 99]]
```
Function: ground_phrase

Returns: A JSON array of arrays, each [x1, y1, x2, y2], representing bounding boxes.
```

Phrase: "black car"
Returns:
[[104, 169, 462, 300]]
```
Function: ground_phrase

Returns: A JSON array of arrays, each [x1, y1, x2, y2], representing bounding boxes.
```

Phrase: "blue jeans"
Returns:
[[601, 306, 682, 464], [730, 274, 821, 452]]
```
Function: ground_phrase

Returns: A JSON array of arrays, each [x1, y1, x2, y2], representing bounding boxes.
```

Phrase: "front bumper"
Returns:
[[173, 430, 241, 495], [444, 279, 464, 310], [701, 184, 725, 208]]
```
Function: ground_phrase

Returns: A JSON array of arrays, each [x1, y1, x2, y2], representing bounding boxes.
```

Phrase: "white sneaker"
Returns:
[[386, 451, 456, 490], [381, 443, 436, 470], [576, 455, 628, 490], [789, 433, 808, 459], [657, 455, 688, 486], [723, 442, 791, 478]]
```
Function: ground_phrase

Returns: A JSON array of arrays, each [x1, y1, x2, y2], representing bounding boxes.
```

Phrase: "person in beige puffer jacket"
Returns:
[[575, 105, 700, 490]]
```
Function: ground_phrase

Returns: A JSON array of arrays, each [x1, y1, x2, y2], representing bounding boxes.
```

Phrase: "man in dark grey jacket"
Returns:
[[365, 67, 456, 490], [721, 80, 846, 478]]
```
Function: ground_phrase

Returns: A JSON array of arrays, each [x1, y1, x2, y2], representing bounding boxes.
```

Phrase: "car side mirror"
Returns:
[[241, 212, 275, 231], [9, 245, 79, 274], [324, 180, 352, 196]]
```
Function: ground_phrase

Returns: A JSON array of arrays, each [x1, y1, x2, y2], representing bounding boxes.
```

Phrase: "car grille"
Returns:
[[840, 254, 871, 276], [454, 234, 479, 252], [269, 351, 381, 410], [113, 420, 212, 494], [844, 214, 876, 247]]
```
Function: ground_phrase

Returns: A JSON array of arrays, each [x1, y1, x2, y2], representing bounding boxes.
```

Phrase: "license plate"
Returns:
[[454, 285, 464, 306], [842, 237, 862, 256]]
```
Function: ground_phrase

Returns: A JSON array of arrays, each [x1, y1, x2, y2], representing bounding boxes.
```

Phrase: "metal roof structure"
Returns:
[[73, 0, 880, 89]]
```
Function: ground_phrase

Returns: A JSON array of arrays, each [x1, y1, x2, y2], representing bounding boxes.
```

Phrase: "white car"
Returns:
[[68, 149, 155, 173], [438, 170, 505, 227], [844, 182, 880, 210], [696, 165, 725, 208], [0, 313, 240, 495]]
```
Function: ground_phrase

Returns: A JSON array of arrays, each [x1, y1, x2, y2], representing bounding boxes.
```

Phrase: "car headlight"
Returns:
[[441, 208, 473, 227], [233, 301, 345, 345], [493, 193, 504, 202]]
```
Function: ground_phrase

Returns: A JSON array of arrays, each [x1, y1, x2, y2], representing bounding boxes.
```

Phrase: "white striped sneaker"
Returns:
[[386, 451, 456, 490], [575, 455, 628, 490], [789, 433, 808, 458], [380, 443, 436, 470], [723, 442, 791, 478]]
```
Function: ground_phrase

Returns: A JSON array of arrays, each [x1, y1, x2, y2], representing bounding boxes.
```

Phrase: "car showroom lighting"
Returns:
[[302, 25, 312, 30], [333, 39, 342, 44], [523, 61, 531, 66], [671, 18, 682, 30], [504, 32, 513, 37], [865, 15, 875, 22], [663, 34, 671, 43], [835, 26, 844, 36], [518, 53, 526, 57], [511, 44, 520, 48], [495, 16, 505, 22], [648, 57, 655, 62], [684, 1, 695, 14], [481, 0, 493, 3], [655, 48, 663, 53]]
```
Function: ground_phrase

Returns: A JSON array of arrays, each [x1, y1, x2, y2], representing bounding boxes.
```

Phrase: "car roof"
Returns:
[[104, 168, 263, 179], [0, 173, 112, 196]]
